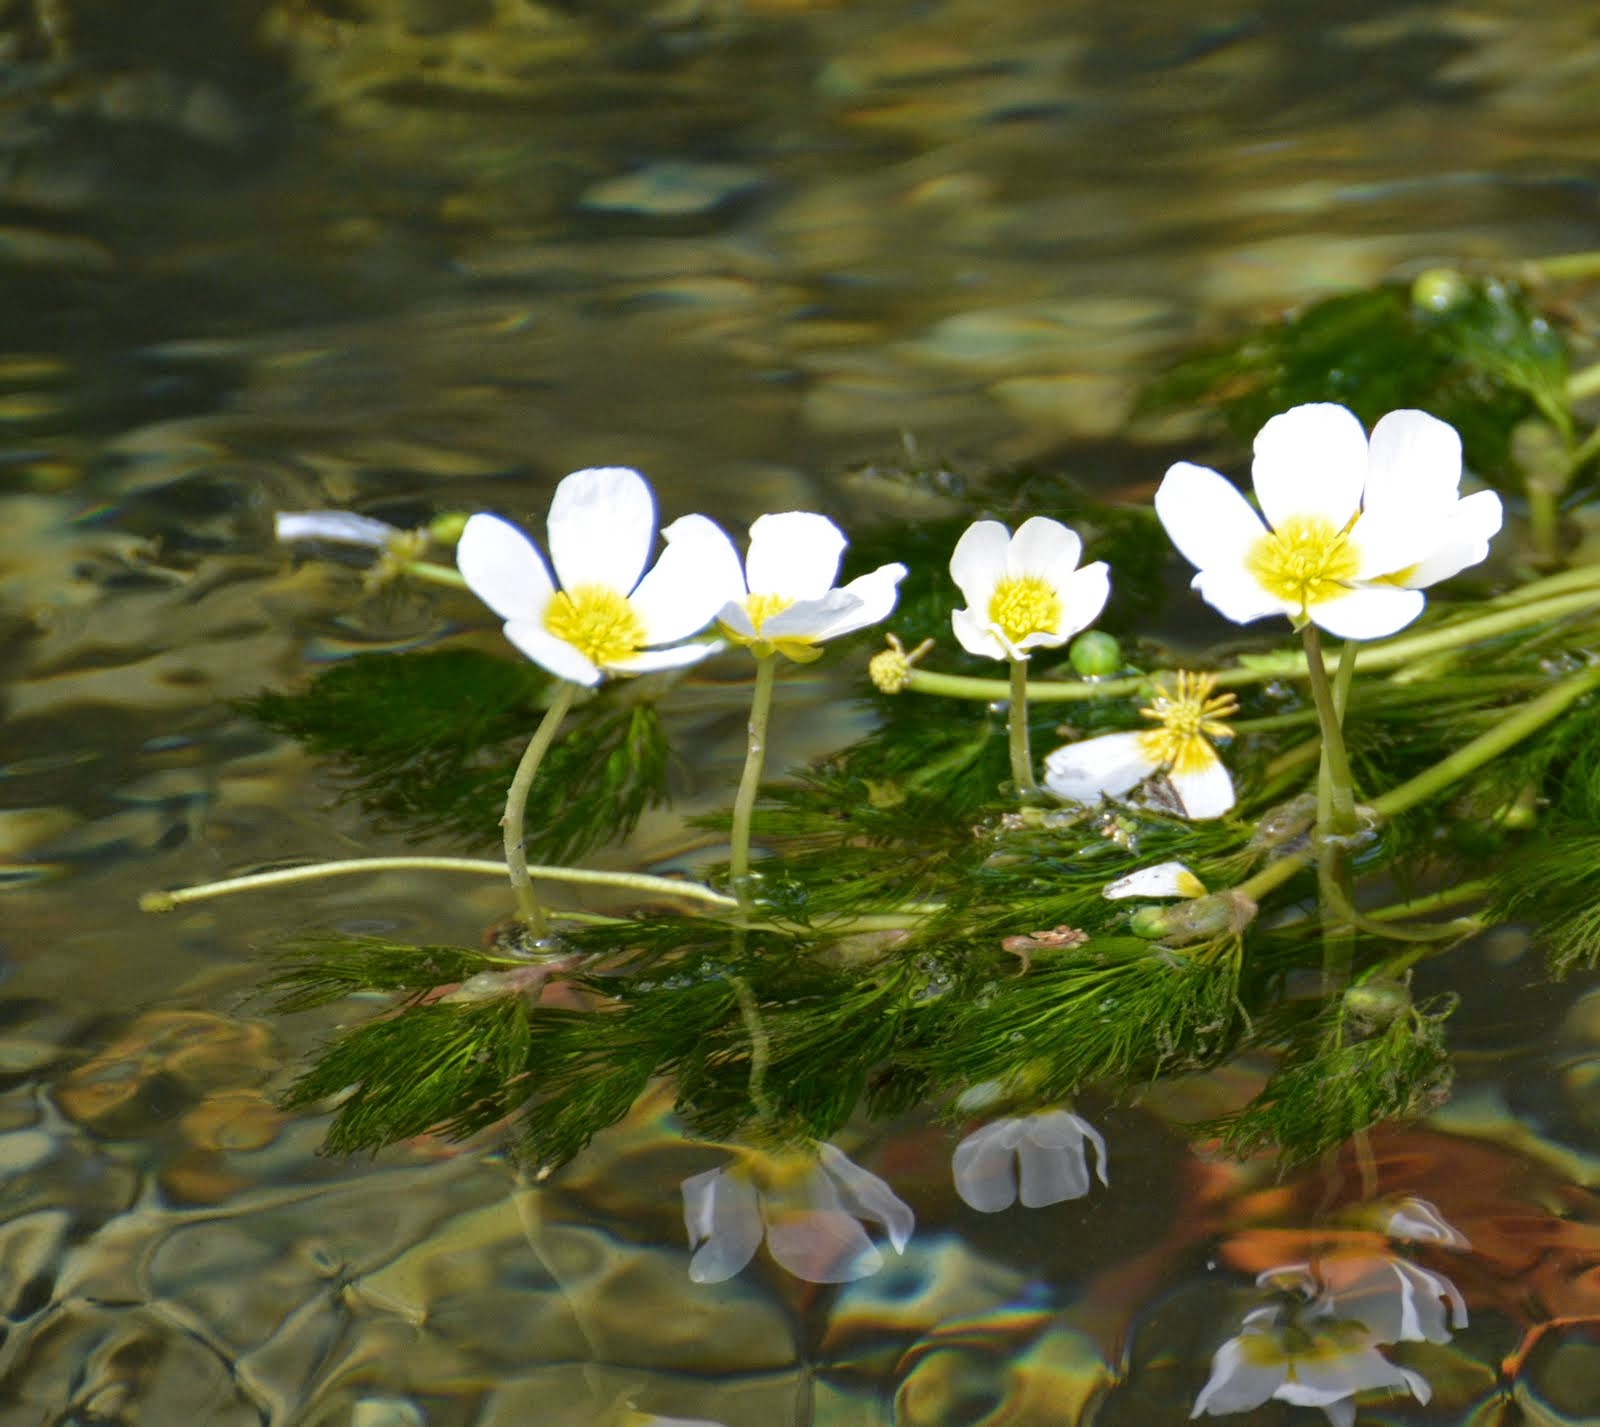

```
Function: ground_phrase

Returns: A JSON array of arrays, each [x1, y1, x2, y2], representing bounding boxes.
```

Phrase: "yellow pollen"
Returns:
[[1137, 671, 1239, 774], [988, 575, 1061, 645], [543, 584, 647, 666], [1245, 515, 1360, 613], [745, 591, 794, 633]]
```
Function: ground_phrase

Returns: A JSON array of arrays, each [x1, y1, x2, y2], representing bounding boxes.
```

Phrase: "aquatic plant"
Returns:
[[142, 262, 1600, 1337]]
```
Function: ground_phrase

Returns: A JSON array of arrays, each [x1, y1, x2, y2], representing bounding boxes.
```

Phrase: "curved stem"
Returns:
[[1303, 625, 1357, 832], [503, 681, 580, 934], [729, 654, 779, 908], [139, 855, 739, 912], [1007, 657, 1040, 799]]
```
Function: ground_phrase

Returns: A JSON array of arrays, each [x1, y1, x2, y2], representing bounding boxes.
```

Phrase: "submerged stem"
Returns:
[[729, 654, 780, 908], [1008, 656, 1040, 799], [503, 681, 580, 934], [139, 856, 739, 911], [1302, 626, 1357, 833]]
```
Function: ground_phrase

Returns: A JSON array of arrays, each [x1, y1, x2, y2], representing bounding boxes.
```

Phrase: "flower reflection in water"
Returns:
[[952, 1110, 1108, 1213], [681, 1141, 914, 1284], [1196, 1201, 1469, 1427]]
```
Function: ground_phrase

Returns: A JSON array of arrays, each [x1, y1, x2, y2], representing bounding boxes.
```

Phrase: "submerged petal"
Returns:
[[1016, 1111, 1108, 1205], [1192, 1334, 1284, 1418], [682, 1166, 764, 1284], [1043, 730, 1155, 805], [744, 512, 847, 601], [1252, 403, 1368, 533], [816, 1141, 915, 1254], [1103, 861, 1207, 900], [952, 1120, 1024, 1213], [764, 1208, 884, 1283], [457, 512, 556, 623], [629, 514, 744, 645], [548, 466, 657, 594], [1168, 755, 1236, 820]]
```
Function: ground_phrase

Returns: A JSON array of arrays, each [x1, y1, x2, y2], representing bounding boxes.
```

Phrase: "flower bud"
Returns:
[[1068, 630, 1122, 678]]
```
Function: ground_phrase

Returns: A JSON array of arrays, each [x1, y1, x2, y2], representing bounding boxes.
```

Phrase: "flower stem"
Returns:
[[1302, 625, 1357, 833], [1007, 657, 1041, 799], [504, 681, 580, 934], [139, 855, 739, 912], [400, 559, 469, 590], [729, 654, 779, 908]]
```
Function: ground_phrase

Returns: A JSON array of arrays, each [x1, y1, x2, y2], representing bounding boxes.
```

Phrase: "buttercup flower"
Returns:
[[1043, 671, 1239, 819], [1102, 860, 1208, 900], [1156, 404, 1502, 639], [456, 467, 743, 686], [952, 1110, 1108, 1213], [949, 516, 1110, 661], [681, 1141, 914, 1284], [717, 511, 907, 662], [1192, 1303, 1431, 1427]]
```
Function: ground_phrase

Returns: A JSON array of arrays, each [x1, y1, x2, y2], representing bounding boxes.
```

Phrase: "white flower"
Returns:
[[1192, 1304, 1431, 1427], [1156, 404, 1502, 640], [949, 516, 1110, 661], [1102, 860, 1208, 900], [1310, 1254, 1468, 1346], [716, 511, 907, 662], [275, 510, 402, 548], [951, 1110, 1108, 1213], [1379, 1196, 1469, 1250], [681, 1141, 914, 1284], [1043, 671, 1238, 819], [456, 467, 744, 686]]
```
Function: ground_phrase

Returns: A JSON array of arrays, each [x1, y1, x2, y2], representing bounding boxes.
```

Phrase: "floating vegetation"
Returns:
[[144, 256, 1600, 1211]]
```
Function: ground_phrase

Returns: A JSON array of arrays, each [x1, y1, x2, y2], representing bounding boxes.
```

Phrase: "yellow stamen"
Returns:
[[988, 575, 1061, 645], [745, 591, 794, 632], [1245, 515, 1360, 615], [543, 584, 647, 666], [1136, 670, 1239, 774]]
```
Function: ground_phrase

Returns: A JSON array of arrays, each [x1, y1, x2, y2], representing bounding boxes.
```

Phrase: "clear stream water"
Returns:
[[3, 3, 1600, 1424]]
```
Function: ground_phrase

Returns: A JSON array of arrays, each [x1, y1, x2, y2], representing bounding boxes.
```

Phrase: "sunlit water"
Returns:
[[4, 2, 1600, 1424]]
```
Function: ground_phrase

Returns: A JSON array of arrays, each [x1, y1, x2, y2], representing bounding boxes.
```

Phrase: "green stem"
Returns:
[[1302, 625, 1357, 833], [1008, 657, 1040, 799], [401, 560, 470, 590], [1529, 250, 1600, 285], [139, 855, 738, 912], [1527, 484, 1563, 568], [729, 654, 780, 907], [1570, 360, 1600, 403], [502, 681, 580, 935], [727, 973, 773, 1120], [1366, 878, 1491, 920]]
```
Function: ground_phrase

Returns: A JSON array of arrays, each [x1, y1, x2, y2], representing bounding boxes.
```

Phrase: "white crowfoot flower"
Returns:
[[1191, 1303, 1432, 1427], [456, 467, 744, 686], [1378, 1196, 1470, 1250], [717, 511, 907, 662], [1156, 404, 1502, 639], [951, 1110, 1108, 1212], [1102, 861, 1208, 900], [1044, 671, 1239, 819], [949, 516, 1110, 661], [681, 1141, 914, 1284]]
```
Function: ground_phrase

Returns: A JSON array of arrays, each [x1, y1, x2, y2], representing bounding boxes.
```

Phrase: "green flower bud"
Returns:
[[1069, 630, 1122, 678], [427, 511, 470, 546], [1410, 267, 1471, 314]]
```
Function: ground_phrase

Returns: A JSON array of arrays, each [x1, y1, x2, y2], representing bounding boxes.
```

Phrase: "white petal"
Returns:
[[1252, 403, 1368, 533], [949, 520, 1011, 608], [1053, 560, 1111, 638], [1043, 731, 1155, 804], [1191, 566, 1297, 625], [718, 600, 759, 640], [1155, 463, 1269, 575], [764, 1209, 883, 1283], [1008, 516, 1082, 584], [457, 513, 555, 623], [1192, 1337, 1283, 1418], [548, 466, 657, 594], [502, 620, 602, 686], [1383, 1197, 1468, 1249], [1397, 489, 1503, 588], [760, 588, 861, 640], [1103, 861, 1207, 900], [1015, 1112, 1106, 1205], [952, 1120, 1024, 1213], [606, 641, 722, 675], [1309, 585, 1425, 640], [816, 1141, 915, 1254], [275, 510, 399, 547], [629, 514, 745, 645], [1363, 409, 1463, 519], [681, 1167, 764, 1284], [744, 511, 846, 601], [1285, 1344, 1428, 1407], [951, 604, 1009, 661], [1169, 756, 1236, 820], [806, 563, 907, 640]]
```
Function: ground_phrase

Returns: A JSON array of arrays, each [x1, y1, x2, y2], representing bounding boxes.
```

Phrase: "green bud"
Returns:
[[1129, 891, 1257, 944], [427, 511, 470, 546], [1343, 978, 1411, 1030], [1069, 630, 1122, 678], [1410, 267, 1470, 314]]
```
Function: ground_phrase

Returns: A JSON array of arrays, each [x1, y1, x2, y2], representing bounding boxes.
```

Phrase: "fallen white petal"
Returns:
[[1168, 755, 1236, 820], [1103, 861, 1207, 900], [1043, 730, 1154, 805]]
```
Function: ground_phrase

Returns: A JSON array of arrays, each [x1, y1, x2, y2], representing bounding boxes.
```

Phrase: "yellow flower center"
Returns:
[[1245, 515, 1360, 614], [542, 584, 647, 666], [1136, 670, 1239, 775], [988, 575, 1061, 645], [745, 591, 793, 633]]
